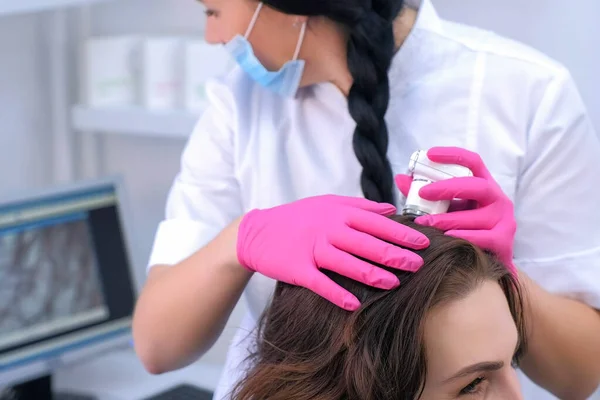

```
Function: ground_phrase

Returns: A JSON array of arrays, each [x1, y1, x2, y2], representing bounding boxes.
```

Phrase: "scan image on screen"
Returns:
[[0, 214, 109, 351]]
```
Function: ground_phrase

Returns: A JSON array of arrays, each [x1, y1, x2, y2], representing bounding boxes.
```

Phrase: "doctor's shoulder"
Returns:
[[441, 19, 568, 78], [201, 66, 256, 121], [470, 29, 592, 139], [430, 22, 594, 190], [437, 19, 573, 99], [190, 65, 287, 142], [444, 21, 587, 134]]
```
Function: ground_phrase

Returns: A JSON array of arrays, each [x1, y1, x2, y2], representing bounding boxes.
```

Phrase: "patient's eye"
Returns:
[[459, 376, 486, 396]]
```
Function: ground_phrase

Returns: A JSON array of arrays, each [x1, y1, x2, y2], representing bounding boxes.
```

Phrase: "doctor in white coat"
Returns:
[[132, 0, 600, 398]]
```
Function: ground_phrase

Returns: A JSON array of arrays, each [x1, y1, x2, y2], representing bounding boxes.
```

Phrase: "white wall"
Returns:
[[0, 14, 52, 194]]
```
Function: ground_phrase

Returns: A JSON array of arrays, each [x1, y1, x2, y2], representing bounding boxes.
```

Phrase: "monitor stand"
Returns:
[[9, 375, 97, 400]]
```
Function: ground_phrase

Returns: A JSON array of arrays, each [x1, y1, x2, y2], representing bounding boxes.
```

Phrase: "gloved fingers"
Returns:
[[418, 176, 495, 205], [397, 174, 481, 211], [329, 227, 424, 272], [498, 217, 517, 238], [415, 206, 497, 231], [347, 208, 430, 250], [394, 173, 412, 197], [296, 270, 361, 311], [317, 244, 400, 290], [448, 198, 474, 212], [332, 195, 397, 215], [426, 147, 492, 179]]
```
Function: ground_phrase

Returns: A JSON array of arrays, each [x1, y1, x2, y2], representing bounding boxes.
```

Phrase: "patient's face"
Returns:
[[419, 281, 523, 399]]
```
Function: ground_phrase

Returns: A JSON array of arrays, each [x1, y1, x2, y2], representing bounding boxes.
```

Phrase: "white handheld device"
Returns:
[[401, 149, 473, 217]]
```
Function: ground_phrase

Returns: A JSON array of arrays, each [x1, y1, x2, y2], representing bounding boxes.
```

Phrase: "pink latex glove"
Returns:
[[237, 195, 430, 311], [395, 147, 517, 276]]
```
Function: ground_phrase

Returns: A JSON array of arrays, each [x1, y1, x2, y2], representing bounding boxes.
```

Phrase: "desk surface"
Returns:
[[54, 348, 222, 400]]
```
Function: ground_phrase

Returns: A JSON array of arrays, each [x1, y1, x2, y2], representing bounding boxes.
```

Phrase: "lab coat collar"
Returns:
[[389, 0, 443, 82], [405, 0, 442, 35]]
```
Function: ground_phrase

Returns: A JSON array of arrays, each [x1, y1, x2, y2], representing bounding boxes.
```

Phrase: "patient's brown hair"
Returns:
[[232, 215, 526, 400]]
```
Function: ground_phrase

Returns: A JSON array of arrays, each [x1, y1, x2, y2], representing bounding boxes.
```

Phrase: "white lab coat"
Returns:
[[148, 0, 600, 398]]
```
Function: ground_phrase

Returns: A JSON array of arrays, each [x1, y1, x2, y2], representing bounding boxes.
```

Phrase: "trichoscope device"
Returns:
[[401, 150, 473, 217]]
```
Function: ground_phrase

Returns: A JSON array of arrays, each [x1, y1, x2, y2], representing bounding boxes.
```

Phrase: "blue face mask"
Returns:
[[224, 2, 307, 97]]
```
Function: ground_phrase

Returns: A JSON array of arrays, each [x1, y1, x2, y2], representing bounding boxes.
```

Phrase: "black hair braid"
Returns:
[[260, 0, 404, 204], [347, 4, 401, 204]]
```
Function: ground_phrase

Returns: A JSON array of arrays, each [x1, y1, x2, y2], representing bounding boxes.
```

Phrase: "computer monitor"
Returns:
[[0, 177, 138, 399]]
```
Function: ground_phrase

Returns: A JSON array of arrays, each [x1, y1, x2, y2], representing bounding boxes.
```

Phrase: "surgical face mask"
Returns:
[[224, 2, 307, 97]]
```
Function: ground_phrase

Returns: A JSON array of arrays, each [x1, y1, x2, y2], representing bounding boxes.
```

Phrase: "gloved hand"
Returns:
[[237, 195, 430, 311], [395, 147, 517, 276]]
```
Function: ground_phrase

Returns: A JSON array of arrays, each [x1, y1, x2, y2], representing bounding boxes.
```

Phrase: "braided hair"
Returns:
[[262, 0, 403, 204]]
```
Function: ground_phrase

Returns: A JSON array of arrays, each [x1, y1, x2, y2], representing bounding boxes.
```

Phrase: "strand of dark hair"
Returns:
[[347, 2, 404, 204]]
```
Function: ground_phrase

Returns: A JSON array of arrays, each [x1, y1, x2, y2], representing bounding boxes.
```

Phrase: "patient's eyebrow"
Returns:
[[443, 361, 504, 383]]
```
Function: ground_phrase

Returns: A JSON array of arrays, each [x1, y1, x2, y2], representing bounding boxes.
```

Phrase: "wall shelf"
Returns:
[[72, 105, 200, 138], [0, 0, 117, 17]]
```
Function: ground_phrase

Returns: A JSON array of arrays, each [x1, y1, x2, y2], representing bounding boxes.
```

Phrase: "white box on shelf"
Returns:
[[85, 36, 141, 108], [141, 37, 185, 110], [72, 105, 200, 138], [184, 39, 233, 112]]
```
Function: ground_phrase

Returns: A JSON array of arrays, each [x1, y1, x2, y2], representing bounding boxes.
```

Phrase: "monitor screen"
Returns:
[[0, 178, 136, 386]]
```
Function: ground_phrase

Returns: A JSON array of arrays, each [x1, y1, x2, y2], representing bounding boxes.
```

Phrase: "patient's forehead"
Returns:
[[423, 281, 518, 381]]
